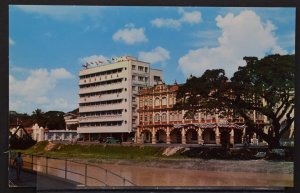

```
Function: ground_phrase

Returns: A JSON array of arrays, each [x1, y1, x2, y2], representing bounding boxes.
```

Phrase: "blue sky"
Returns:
[[9, 6, 295, 114]]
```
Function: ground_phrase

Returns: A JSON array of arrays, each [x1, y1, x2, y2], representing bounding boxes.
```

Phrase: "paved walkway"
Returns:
[[9, 167, 80, 190]]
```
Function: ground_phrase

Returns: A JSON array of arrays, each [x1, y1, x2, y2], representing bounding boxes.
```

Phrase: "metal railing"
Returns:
[[9, 151, 136, 187]]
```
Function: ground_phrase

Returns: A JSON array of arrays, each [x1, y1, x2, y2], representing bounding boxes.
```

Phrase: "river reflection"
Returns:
[[99, 163, 293, 187], [22, 155, 293, 187]]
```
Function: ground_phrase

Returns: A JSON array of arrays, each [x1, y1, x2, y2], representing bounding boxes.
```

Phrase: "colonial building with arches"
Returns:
[[136, 81, 267, 146]]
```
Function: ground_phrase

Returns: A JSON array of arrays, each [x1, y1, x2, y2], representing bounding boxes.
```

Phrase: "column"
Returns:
[[167, 110, 170, 124], [198, 128, 204, 145], [166, 126, 171, 144], [151, 127, 156, 144], [181, 128, 186, 144], [252, 133, 258, 145], [136, 129, 142, 144], [215, 126, 220, 145], [230, 129, 235, 145], [242, 127, 246, 143]]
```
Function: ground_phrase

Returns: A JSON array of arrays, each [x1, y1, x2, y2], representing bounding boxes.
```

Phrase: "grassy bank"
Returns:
[[16, 141, 293, 162], [19, 141, 178, 160]]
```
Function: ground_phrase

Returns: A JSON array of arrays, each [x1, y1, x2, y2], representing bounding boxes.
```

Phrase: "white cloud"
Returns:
[[178, 8, 202, 24], [79, 55, 108, 65], [50, 68, 74, 79], [138, 47, 170, 65], [112, 23, 148, 45], [178, 10, 288, 78], [15, 5, 102, 22], [9, 37, 15, 45], [151, 8, 202, 29], [151, 18, 181, 29], [9, 67, 75, 113]]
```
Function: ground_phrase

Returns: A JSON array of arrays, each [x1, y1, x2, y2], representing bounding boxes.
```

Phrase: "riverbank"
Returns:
[[14, 141, 293, 174], [20, 141, 293, 161], [83, 158, 293, 174]]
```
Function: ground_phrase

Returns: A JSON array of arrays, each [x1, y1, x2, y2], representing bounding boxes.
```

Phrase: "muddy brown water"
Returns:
[[21, 155, 293, 187]]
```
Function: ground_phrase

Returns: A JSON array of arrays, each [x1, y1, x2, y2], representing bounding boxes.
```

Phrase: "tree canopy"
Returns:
[[174, 54, 295, 148], [10, 109, 68, 130]]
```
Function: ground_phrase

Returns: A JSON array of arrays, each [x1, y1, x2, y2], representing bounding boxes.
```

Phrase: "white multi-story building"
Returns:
[[77, 56, 163, 141]]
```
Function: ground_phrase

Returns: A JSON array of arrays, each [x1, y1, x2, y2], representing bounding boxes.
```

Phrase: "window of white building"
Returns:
[[139, 100, 143, 108], [138, 66, 144, 71]]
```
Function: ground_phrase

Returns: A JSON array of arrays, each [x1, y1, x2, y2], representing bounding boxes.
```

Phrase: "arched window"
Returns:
[[172, 113, 176, 121], [148, 99, 153, 107], [162, 97, 167, 105], [178, 113, 182, 121], [169, 97, 173, 105], [155, 97, 160, 106], [155, 113, 160, 122], [161, 113, 167, 122], [194, 113, 199, 121]]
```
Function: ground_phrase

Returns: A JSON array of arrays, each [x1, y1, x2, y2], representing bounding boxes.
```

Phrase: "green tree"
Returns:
[[31, 108, 47, 127], [174, 54, 295, 148], [44, 111, 66, 130]]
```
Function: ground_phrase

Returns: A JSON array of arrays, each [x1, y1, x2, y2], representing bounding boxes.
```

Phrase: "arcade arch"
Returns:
[[170, 128, 181, 144], [186, 128, 198, 144], [141, 129, 152, 143], [155, 129, 167, 143]]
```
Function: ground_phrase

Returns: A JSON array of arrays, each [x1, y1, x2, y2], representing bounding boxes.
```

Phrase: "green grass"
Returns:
[[20, 142, 180, 161]]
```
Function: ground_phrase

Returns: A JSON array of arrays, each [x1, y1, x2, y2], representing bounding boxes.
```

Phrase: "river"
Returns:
[[22, 155, 293, 187]]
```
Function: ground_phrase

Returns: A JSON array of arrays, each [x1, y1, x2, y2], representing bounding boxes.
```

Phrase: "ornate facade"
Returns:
[[136, 81, 267, 146]]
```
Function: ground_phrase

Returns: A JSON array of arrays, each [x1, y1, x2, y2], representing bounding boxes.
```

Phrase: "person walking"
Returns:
[[13, 152, 23, 180]]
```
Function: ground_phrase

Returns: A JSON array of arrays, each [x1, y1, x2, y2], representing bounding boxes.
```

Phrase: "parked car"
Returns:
[[105, 137, 120, 144]]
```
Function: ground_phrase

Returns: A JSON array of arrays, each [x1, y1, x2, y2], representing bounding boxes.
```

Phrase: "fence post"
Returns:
[[85, 164, 87, 186], [123, 178, 126, 186], [65, 159, 67, 179], [46, 157, 48, 174], [105, 169, 107, 184]]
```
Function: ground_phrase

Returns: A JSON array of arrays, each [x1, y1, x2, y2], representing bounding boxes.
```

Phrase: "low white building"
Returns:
[[44, 130, 80, 141], [32, 123, 45, 142]]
